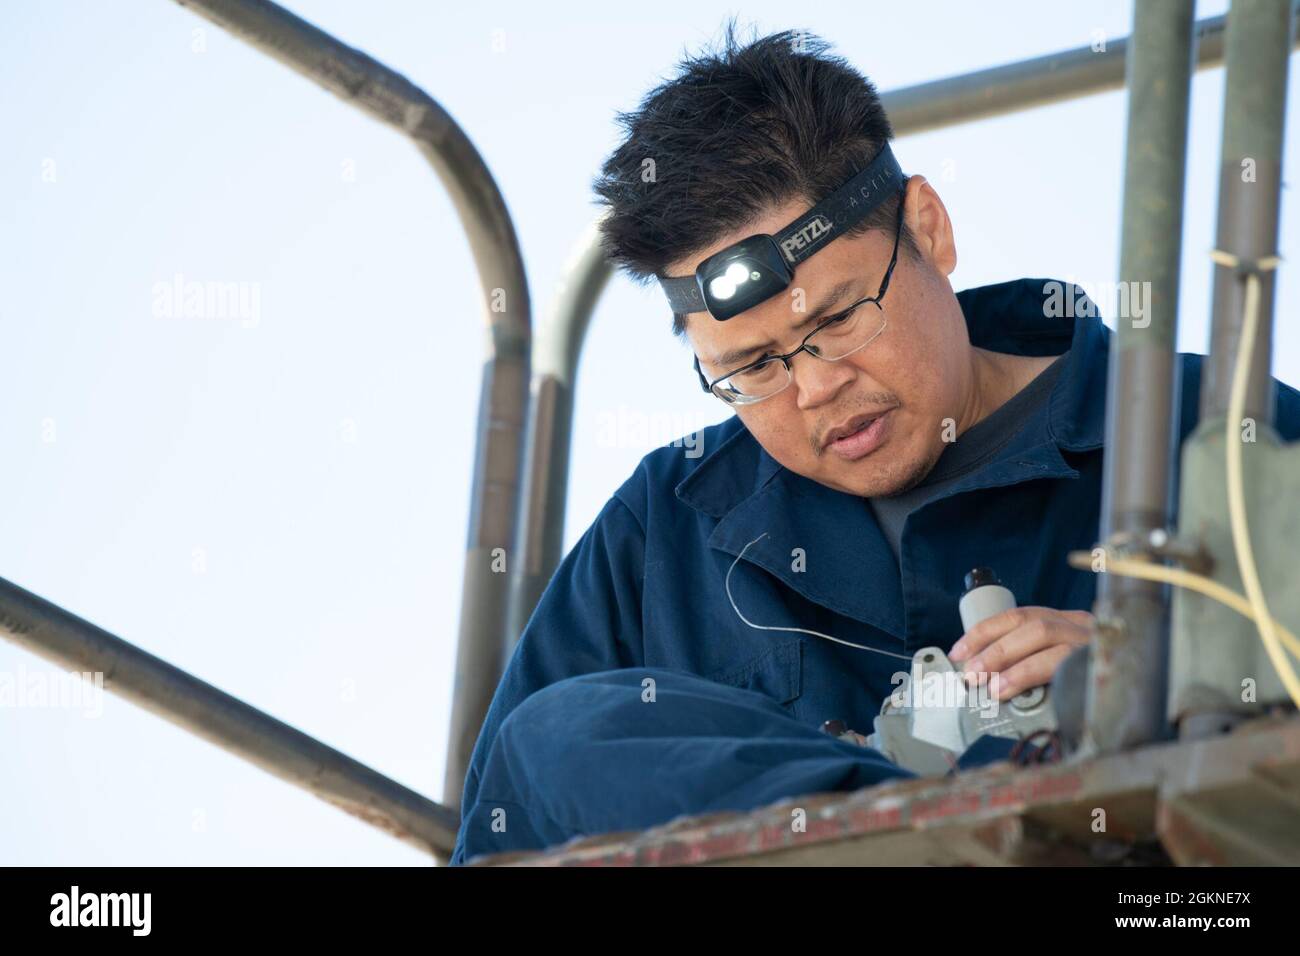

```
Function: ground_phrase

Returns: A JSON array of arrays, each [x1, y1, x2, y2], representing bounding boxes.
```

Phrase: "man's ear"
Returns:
[[903, 175, 957, 277]]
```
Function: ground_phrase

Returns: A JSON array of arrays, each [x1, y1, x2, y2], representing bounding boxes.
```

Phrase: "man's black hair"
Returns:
[[592, 19, 918, 336]]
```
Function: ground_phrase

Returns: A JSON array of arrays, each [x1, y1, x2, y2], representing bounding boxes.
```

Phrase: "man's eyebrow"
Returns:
[[709, 279, 861, 369]]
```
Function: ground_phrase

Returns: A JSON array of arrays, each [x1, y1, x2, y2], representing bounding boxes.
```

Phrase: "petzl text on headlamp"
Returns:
[[657, 143, 905, 321]]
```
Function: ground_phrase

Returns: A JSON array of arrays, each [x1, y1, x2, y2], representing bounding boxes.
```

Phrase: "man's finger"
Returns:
[[989, 644, 1076, 700], [960, 614, 1055, 681], [949, 606, 1033, 662]]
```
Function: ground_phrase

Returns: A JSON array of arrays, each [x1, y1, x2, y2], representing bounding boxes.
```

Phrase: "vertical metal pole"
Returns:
[[1084, 0, 1195, 755], [507, 223, 612, 649], [445, 352, 529, 812], [1169, 0, 1296, 740], [1201, 0, 1295, 424]]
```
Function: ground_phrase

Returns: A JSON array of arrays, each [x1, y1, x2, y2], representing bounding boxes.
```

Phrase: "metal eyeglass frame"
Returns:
[[692, 184, 909, 406]]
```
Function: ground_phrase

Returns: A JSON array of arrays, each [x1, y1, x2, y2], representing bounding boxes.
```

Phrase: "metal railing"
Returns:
[[2, 1, 1295, 863], [5, 0, 533, 861], [1085, 0, 1196, 755], [0, 576, 460, 854], [171, 0, 535, 833]]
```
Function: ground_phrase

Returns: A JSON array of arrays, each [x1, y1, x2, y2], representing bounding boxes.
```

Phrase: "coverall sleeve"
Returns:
[[1275, 375, 1300, 439], [449, 493, 646, 864]]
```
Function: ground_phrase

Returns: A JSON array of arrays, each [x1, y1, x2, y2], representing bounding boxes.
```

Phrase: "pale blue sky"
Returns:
[[2, 0, 1295, 865]]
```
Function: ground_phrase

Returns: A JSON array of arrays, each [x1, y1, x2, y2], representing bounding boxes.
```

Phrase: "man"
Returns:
[[450, 27, 1300, 865]]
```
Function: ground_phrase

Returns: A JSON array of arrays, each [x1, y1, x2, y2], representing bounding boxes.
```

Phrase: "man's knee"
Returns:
[[497, 667, 672, 756], [495, 666, 799, 765]]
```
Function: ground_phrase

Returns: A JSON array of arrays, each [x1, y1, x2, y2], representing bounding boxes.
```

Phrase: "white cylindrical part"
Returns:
[[959, 581, 1016, 632]]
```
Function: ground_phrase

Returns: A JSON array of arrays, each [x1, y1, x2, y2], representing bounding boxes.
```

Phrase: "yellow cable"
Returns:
[[1070, 248, 1300, 709], [1219, 253, 1300, 708], [1065, 552, 1300, 661]]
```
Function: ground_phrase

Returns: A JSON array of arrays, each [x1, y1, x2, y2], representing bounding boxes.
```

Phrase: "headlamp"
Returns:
[[657, 142, 905, 321]]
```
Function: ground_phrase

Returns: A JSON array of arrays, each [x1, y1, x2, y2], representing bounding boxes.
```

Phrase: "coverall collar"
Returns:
[[673, 277, 1109, 640]]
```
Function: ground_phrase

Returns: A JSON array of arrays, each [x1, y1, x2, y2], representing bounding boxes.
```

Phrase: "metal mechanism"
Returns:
[[864, 647, 1058, 777], [1168, 0, 1298, 736], [1169, 419, 1300, 727]]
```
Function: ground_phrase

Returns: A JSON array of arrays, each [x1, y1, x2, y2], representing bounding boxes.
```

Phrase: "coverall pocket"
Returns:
[[705, 638, 803, 707]]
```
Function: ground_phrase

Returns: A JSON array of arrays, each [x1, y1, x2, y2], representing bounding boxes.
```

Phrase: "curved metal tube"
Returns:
[[882, 13, 1231, 134], [507, 222, 612, 643], [169, 0, 530, 813]]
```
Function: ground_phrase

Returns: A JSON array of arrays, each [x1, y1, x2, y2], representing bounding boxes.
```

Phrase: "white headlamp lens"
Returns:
[[709, 275, 736, 300], [724, 262, 750, 285]]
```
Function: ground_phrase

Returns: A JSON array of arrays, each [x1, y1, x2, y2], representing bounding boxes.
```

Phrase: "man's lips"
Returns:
[[821, 408, 895, 461]]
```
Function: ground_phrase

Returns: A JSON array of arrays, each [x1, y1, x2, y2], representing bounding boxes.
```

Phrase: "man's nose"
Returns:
[[792, 354, 857, 409]]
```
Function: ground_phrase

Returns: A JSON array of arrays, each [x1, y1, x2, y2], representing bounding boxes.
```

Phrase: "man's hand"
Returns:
[[948, 606, 1094, 701]]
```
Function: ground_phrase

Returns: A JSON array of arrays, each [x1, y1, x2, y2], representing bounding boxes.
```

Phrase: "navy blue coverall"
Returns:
[[450, 277, 1300, 864]]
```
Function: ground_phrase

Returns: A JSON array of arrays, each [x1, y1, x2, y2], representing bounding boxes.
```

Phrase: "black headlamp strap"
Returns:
[[658, 143, 905, 317], [773, 143, 904, 268], [659, 269, 707, 315]]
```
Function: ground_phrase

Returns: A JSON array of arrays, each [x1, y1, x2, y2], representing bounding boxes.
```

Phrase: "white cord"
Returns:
[[1081, 252, 1300, 710], [725, 532, 915, 662], [1211, 249, 1300, 708]]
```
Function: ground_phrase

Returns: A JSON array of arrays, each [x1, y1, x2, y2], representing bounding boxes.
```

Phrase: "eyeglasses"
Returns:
[[692, 186, 906, 406]]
